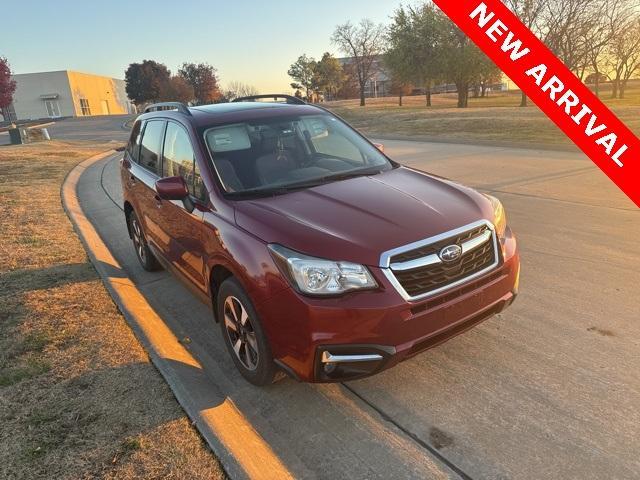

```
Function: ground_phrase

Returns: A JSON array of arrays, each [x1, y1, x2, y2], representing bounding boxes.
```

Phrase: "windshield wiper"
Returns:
[[227, 178, 329, 198], [227, 167, 385, 199], [319, 167, 384, 182]]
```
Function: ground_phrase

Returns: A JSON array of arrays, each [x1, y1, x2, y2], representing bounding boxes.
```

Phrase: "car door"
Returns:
[[158, 120, 208, 291], [129, 119, 168, 255]]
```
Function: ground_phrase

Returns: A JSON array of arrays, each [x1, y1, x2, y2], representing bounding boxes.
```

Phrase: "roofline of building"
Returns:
[[12, 69, 124, 81]]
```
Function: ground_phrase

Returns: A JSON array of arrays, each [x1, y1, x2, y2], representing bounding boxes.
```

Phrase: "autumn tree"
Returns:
[[125, 60, 171, 106], [287, 55, 317, 101], [178, 62, 222, 105], [161, 76, 194, 103], [332, 19, 386, 106], [0, 57, 16, 121]]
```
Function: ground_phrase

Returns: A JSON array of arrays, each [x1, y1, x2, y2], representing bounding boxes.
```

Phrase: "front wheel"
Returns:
[[217, 278, 276, 386]]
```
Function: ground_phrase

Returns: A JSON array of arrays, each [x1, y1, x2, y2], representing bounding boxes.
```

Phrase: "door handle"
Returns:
[[154, 194, 163, 207]]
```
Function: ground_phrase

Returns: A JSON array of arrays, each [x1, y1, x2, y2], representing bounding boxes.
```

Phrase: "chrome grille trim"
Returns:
[[379, 219, 499, 301]]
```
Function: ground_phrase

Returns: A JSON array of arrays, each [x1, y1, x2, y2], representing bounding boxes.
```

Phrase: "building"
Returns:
[[337, 56, 391, 99], [1, 70, 134, 122]]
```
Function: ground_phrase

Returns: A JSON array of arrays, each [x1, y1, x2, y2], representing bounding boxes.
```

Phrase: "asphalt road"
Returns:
[[72, 115, 639, 479], [0, 114, 133, 145]]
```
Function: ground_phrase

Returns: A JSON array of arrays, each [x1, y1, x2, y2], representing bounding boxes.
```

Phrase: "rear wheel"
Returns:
[[217, 278, 276, 386], [128, 210, 161, 271]]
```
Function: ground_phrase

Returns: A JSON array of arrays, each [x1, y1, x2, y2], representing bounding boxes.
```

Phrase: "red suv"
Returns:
[[121, 95, 520, 385]]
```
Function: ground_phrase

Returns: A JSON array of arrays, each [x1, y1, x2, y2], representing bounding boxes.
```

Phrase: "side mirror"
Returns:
[[155, 176, 195, 213], [155, 176, 189, 200], [373, 143, 384, 153]]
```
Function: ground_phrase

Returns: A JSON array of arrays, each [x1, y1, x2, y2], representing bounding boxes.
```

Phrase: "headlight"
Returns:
[[268, 244, 377, 296], [486, 194, 507, 238]]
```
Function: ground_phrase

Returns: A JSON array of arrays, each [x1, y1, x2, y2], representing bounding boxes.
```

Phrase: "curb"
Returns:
[[61, 152, 293, 480]]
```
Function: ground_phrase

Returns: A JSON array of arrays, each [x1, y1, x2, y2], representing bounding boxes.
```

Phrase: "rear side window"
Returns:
[[138, 120, 165, 174], [162, 122, 206, 200], [126, 121, 142, 162]]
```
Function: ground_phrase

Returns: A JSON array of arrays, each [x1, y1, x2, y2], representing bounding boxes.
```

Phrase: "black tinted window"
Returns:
[[139, 120, 165, 174], [126, 121, 142, 162], [163, 123, 206, 200]]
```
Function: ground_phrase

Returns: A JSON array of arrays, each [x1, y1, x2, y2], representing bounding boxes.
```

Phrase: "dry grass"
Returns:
[[0, 141, 225, 480], [326, 79, 640, 147]]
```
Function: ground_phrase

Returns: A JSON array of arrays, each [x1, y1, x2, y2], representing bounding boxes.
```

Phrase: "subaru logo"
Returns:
[[439, 244, 462, 262]]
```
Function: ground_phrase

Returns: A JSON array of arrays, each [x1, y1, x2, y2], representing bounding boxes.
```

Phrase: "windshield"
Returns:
[[203, 113, 393, 196]]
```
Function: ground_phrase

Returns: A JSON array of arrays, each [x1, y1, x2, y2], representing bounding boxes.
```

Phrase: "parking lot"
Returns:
[[68, 120, 640, 479]]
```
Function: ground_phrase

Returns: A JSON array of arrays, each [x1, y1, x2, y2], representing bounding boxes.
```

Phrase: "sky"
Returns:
[[3, 0, 402, 93]]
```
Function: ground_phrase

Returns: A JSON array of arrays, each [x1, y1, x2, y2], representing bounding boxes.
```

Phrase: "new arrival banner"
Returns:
[[433, 0, 640, 208]]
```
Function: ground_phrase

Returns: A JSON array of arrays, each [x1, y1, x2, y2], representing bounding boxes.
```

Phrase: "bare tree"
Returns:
[[332, 19, 386, 106], [223, 81, 259, 101], [607, 13, 640, 98], [582, 0, 637, 97], [540, 0, 606, 77], [503, 0, 547, 106]]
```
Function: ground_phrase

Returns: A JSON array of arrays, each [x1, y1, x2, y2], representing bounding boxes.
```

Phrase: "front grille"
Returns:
[[386, 223, 498, 299], [390, 225, 487, 264]]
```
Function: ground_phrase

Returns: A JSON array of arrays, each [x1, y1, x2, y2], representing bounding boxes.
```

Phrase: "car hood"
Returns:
[[234, 166, 493, 266]]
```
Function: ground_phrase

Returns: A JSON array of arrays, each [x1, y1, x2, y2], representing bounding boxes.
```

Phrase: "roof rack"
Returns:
[[231, 94, 306, 105], [144, 102, 192, 115]]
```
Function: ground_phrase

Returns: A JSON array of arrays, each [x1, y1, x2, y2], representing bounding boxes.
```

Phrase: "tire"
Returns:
[[128, 210, 161, 272], [217, 277, 276, 386]]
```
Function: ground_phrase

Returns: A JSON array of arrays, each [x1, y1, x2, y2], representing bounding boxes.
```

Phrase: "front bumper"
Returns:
[[257, 230, 520, 382]]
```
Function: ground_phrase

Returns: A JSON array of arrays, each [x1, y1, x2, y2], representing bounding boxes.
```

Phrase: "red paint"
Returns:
[[155, 176, 189, 200], [121, 102, 520, 382]]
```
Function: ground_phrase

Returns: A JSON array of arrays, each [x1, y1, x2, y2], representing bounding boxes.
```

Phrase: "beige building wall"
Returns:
[[9, 71, 75, 120], [67, 71, 130, 116], [5, 70, 133, 121]]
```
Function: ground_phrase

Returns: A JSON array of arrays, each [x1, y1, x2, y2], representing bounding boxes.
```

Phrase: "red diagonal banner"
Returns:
[[433, 0, 640, 208]]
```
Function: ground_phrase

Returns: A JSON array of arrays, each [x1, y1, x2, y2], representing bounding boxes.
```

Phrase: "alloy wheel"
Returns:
[[131, 217, 146, 263], [223, 296, 259, 371]]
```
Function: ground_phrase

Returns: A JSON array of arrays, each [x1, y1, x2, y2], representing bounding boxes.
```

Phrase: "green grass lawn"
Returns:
[[325, 79, 640, 148]]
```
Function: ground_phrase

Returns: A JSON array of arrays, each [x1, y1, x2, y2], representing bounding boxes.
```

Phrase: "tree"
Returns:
[[178, 62, 222, 105], [125, 60, 171, 106], [332, 19, 386, 106], [313, 53, 345, 100], [503, 0, 547, 106], [0, 57, 17, 121], [389, 79, 413, 106], [160, 76, 194, 103], [223, 81, 259, 101], [287, 55, 317, 101], [386, 4, 442, 107], [475, 60, 502, 98], [607, 14, 640, 98], [437, 11, 499, 108], [540, 0, 606, 77]]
